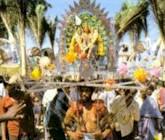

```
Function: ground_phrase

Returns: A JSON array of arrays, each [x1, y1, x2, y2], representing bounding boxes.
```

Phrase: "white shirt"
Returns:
[[110, 95, 140, 137], [0, 83, 6, 97], [135, 91, 143, 108], [42, 89, 58, 107]]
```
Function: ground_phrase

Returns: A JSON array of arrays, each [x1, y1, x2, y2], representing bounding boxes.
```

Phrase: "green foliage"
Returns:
[[115, 0, 149, 39]]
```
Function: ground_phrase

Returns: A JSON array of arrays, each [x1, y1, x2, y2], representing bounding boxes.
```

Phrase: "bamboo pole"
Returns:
[[26, 81, 145, 92]]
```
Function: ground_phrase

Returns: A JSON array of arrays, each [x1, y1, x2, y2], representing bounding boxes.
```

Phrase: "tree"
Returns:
[[115, 0, 149, 43], [47, 16, 58, 57], [0, 0, 50, 76], [0, 18, 7, 46], [115, 0, 149, 61], [115, 0, 165, 62], [28, 4, 48, 48]]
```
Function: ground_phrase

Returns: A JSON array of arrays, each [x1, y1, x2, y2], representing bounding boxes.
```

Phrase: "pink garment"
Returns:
[[150, 68, 160, 78], [159, 88, 165, 110]]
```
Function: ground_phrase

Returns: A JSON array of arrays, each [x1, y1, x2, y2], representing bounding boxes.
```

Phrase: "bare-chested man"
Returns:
[[64, 86, 111, 140]]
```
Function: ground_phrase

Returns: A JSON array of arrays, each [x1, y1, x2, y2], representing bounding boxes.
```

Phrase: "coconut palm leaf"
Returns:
[[28, 4, 48, 48], [115, 0, 149, 40], [47, 16, 58, 49]]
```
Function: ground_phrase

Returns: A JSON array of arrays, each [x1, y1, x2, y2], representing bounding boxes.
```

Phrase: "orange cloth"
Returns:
[[0, 96, 20, 137]]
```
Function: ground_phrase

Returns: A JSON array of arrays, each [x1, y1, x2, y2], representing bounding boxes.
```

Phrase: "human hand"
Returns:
[[93, 130, 102, 139], [70, 131, 83, 140], [5, 102, 26, 120]]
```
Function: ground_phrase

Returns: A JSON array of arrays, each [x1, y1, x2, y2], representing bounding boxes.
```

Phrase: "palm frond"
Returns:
[[47, 16, 58, 48], [115, 0, 149, 39], [28, 4, 48, 48]]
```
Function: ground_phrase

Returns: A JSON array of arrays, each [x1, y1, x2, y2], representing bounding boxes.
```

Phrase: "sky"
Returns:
[[29, 0, 159, 51]]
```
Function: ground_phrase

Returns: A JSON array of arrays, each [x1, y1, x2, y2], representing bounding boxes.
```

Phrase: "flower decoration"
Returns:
[[104, 79, 116, 87], [65, 51, 77, 64], [150, 67, 161, 78], [31, 67, 42, 80], [133, 68, 148, 83], [64, 12, 108, 63], [117, 63, 128, 77]]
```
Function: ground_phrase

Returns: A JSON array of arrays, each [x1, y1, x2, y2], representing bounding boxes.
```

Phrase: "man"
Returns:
[[0, 103, 25, 122], [45, 88, 69, 140], [64, 86, 111, 140], [157, 81, 165, 138], [109, 89, 140, 140]]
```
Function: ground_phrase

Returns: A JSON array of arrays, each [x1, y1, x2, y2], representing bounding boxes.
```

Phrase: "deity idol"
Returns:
[[65, 23, 105, 63]]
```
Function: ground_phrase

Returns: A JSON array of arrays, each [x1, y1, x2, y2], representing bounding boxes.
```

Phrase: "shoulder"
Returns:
[[2, 96, 15, 108]]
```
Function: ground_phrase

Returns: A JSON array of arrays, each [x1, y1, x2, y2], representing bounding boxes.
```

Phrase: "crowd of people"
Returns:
[[1, 72, 164, 140], [44, 78, 165, 140]]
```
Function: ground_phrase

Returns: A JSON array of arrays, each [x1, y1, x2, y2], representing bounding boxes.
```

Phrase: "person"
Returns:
[[42, 89, 58, 108], [118, 44, 131, 65], [157, 81, 165, 138], [69, 23, 97, 60], [0, 76, 7, 98], [0, 103, 25, 122], [139, 85, 163, 140], [45, 88, 69, 140], [68, 23, 105, 62], [0, 84, 35, 140], [64, 86, 111, 140], [0, 76, 8, 140], [30, 47, 41, 68], [33, 96, 42, 127], [109, 89, 140, 140]]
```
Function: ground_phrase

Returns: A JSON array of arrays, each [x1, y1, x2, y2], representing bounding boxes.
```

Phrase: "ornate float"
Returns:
[[58, 0, 116, 79]]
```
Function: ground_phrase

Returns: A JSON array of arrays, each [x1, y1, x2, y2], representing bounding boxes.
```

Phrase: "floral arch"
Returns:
[[59, 0, 116, 72]]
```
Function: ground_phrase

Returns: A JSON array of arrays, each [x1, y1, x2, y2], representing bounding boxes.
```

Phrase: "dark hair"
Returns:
[[148, 83, 156, 91], [0, 76, 5, 83], [79, 86, 94, 94], [7, 84, 24, 101], [158, 80, 165, 87], [0, 76, 7, 86], [44, 51, 49, 57], [122, 45, 128, 52], [54, 76, 63, 82], [57, 88, 63, 93]]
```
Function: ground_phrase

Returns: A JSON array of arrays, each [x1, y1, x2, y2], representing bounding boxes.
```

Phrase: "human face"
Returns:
[[80, 90, 92, 103]]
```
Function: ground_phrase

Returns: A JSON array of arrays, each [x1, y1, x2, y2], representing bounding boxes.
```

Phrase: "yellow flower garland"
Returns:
[[31, 67, 42, 80], [65, 51, 77, 64], [133, 68, 148, 83]]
